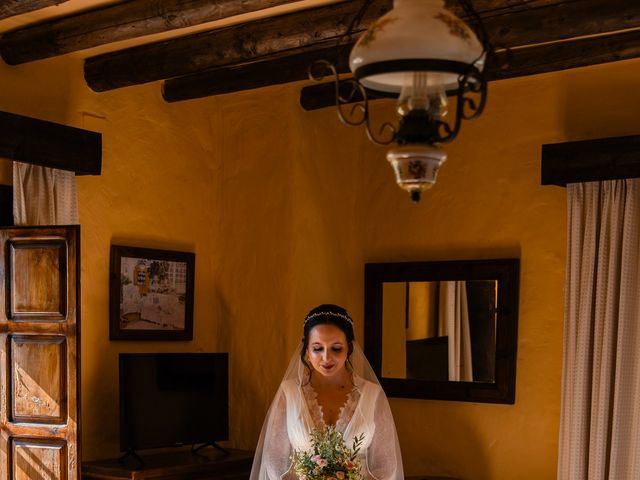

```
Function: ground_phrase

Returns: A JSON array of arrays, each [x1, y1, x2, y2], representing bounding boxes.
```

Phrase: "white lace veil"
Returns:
[[250, 341, 404, 480]]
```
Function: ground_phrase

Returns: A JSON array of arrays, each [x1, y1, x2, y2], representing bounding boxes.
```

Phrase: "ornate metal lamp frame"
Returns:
[[308, 0, 494, 149]]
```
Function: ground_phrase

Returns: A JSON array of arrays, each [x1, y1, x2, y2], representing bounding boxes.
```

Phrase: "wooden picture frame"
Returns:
[[109, 245, 195, 341], [365, 258, 520, 404]]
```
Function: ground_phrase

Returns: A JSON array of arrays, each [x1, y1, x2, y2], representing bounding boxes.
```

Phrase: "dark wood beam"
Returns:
[[2, 0, 567, 65], [164, 3, 640, 103], [84, 0, 392, 92], [83, 0, 637, 93], [541, 135, 640, 186], [480, 0, 640, 48], [490, 29, 640, 80], [300, 29, 640, 111], [0, 111, 101, 175], [450, 0, 570, 15], [162, 41, 354, 102], [0, 0, 68, 21], [0, 0, 300, 65]]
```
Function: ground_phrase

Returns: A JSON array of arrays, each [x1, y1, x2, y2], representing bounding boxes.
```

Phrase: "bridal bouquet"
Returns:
[[291, 426, 365, 480]]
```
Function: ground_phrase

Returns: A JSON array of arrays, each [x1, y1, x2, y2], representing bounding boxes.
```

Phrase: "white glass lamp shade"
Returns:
[[350, 0, 484, 94]]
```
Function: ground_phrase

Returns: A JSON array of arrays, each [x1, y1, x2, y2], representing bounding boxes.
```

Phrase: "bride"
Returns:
[[250, 304, 404, 480]]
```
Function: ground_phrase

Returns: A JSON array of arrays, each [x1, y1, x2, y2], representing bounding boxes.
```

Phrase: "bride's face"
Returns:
[[307, 324, 349, 378]]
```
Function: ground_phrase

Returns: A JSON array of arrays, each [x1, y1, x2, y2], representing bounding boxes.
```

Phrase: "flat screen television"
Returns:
[[119, 352, 228, 452]]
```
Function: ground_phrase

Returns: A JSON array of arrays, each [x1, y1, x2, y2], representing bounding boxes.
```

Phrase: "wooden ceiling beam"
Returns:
[[162, 41, 354, 103], [455, 0, 571, 15], [480, 0, 640, 48], [83, 0, 637, 93], [489, 28, 640, 80], [0, 0, 69, 21], [0, 0, 300, 65], [299, 29, 640, 111], [84, 0, 392, 92], [5, 0, 559, 66]]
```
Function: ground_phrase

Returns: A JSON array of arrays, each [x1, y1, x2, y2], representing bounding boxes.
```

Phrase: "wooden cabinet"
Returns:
[[81, 449, 253, 480], [81, 450, 460, 480]]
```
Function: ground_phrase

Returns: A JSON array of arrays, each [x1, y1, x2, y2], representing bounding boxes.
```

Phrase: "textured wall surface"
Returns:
[[0, 50, 639, 479]]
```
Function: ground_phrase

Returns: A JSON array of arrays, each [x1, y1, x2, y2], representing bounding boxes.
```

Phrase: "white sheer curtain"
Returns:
[[558, 179, 640, 479], [439, 281, 473, 381], [13, 162, 79, 225]]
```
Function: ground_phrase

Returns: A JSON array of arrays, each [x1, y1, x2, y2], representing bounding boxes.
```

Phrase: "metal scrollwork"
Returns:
[[363, 114, 396, 146], [435, 120, 454, 143], [308, 60, 396, 146], [437, 68, 487, 144], [459, 69, 487, 121]]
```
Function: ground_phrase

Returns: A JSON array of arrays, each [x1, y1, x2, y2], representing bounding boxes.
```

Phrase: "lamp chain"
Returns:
[[342, 0, 374, 45], [456, 0, 491, 54]]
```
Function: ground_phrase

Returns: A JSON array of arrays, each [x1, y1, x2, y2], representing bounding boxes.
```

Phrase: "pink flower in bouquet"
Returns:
[[291, 427, 365, 480]]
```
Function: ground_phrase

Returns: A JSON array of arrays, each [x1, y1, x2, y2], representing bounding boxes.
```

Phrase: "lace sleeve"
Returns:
[[365, 389, 404, 480], [250, 388, 293, 480]]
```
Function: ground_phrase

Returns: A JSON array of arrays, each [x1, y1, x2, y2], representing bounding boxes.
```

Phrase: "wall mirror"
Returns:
[[364, 259, 519, 404]]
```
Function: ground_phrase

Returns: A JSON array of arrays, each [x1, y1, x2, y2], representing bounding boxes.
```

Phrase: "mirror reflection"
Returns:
[[382, 280, 497, 383]]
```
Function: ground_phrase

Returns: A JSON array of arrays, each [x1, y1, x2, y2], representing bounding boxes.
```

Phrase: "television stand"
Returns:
[[82, 448, 253, 480], [118, 449, 145, 469], [192, 441, 230, 456]]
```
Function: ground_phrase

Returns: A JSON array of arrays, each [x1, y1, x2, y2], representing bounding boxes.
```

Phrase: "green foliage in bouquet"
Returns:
[[291, 426, 365, 480]]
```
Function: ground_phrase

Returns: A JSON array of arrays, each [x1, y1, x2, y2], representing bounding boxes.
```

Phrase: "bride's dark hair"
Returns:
[[300, 304, 355, 377]]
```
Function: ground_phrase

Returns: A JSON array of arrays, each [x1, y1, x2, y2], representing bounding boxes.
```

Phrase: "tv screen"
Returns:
[[119, 353, 228, 452]]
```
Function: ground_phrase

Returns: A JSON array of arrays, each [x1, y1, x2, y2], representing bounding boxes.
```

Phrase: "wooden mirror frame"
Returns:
[[364, 258, 520, 404]]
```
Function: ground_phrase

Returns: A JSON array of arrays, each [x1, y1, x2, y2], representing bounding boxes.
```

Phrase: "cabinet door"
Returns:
[[0, 226, 80, 480]]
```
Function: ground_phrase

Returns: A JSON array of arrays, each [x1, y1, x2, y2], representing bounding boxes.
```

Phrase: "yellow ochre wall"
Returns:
[[1, 53, 640, 480]]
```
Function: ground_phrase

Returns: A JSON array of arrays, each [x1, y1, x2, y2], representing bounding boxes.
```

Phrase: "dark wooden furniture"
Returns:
[[407, 477, 460, 480], [81, 449, 254, 480], [81, 451, 462, 480]]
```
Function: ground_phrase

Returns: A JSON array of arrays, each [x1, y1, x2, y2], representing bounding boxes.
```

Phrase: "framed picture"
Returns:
[[109, 245, 195, 340]]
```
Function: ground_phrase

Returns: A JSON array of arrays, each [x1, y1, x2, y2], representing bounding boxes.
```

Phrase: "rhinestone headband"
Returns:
[[304, 311, 353, 326]]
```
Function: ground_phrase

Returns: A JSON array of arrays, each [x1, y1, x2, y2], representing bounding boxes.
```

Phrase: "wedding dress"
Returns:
[[250, 343, 404, 480]]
